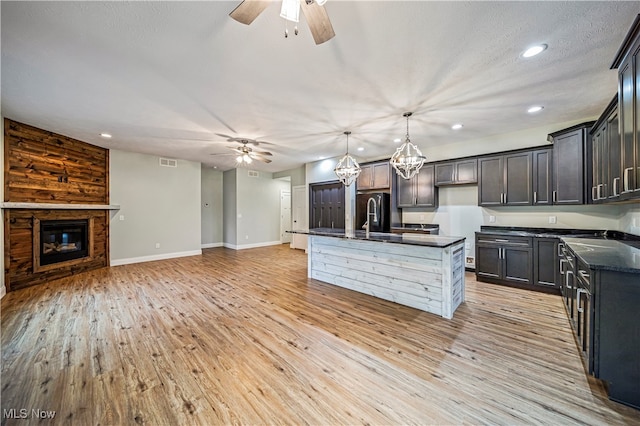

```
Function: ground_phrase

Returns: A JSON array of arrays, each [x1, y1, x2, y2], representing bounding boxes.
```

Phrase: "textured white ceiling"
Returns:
[[2, 1, 639, 172]]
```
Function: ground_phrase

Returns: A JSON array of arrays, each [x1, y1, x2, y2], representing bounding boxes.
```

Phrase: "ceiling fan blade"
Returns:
[[229, 0, 272, 25], [299, 0, 335, 45], [210, 153, 236, 156], [253, 150, 273, 156], [253, 156, 272, 163]]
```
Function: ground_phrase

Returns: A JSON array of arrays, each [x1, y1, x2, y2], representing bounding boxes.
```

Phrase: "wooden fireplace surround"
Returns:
[[3, 119, 112, 291]]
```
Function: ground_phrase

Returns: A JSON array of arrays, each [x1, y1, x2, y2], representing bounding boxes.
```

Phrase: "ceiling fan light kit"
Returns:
[[390, 112, 426, 180], [230, 0, 335, 45], [334, 131, 361, 186]]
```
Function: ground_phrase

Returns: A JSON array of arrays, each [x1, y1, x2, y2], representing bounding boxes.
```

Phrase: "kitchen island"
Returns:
[[292, 229, 466, 319]]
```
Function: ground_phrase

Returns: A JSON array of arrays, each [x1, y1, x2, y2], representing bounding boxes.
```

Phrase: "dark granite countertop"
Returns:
[[562, 237, 640, 273], [290, 228, 465, 248], [477, 226, 607, 239], [476, 226, 640, 274]]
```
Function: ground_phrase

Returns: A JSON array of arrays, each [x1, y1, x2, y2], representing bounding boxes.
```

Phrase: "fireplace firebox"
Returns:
[[39, 220, 89, 266]]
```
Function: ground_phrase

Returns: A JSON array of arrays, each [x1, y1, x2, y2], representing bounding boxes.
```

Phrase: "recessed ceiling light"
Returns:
[[100, 133, 112, 138], [527, 105, 544, 113], [451, 123, 463, 130], [393, 138, 402, 143], [522, 44, 547, 58], [357, 147, 364, 151]]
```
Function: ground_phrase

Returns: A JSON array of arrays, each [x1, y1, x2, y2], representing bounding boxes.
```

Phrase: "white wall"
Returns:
[[110, 150, 202, 265], [273, 165, 305, 187], [234, 169, 290, 249], [222, 169, 237, 246], [620, 204, 640, 236], [201, 166, 223, 248]]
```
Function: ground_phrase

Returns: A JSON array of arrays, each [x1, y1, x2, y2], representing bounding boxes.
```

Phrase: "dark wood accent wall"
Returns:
[[4, 118, 108, 204], [5, 210, 108, 291], [3, 119, 110, 291]]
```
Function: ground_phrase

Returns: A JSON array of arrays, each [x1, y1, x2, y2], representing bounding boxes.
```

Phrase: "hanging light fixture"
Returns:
[[334, 131, 361, 186], [390, 112, 426, 180]]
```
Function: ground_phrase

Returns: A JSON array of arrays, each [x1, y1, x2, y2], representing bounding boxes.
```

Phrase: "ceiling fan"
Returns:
[[211, 140, 273, 164], [229, 0, 335, 45]]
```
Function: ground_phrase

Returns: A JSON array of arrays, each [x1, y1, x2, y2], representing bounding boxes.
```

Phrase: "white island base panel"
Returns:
[[308, 236, 465, 319]]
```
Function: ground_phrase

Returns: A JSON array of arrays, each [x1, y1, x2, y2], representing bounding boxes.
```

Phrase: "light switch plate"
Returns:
[[489, 215, 496, 223], [549, 216, 557, 224]]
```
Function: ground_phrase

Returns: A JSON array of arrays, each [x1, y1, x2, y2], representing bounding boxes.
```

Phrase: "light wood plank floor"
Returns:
[[2, 244, 639, 425]]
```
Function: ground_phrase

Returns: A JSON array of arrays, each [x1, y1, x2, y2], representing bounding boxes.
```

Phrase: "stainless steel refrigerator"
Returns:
[[356, 193, 391, 233]]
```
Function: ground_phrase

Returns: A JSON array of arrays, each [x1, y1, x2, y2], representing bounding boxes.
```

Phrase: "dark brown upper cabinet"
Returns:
[[435, 159, 477, 186], [549, 122, 594, 205], [590, 96, 620, 203], [532, 149, 553, 205], [478, 152, 532, 206], [396, 164, 437, 208], [357, 161, 390, 191], [611, 14, 640, 201]]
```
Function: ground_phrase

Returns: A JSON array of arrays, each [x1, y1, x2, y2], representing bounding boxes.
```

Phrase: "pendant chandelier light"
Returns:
[[334, 131, 361, 186], [390, 112, 426, 180]]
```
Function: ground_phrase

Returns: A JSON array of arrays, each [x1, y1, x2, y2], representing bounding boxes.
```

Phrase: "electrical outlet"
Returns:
[[489, 215, 496, 223], [155, 243, 160, 249], [119, 215, 125, 221], [419, 214, 425, 221], [245, 235, 249, 240], [549, 216, 557, 224]]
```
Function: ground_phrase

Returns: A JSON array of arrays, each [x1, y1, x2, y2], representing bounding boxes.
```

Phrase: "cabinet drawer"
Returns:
[[477, 234, 532, 247]]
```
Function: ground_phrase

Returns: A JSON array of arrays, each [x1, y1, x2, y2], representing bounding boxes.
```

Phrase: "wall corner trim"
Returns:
[[202, 242, 224, 249], [110, 249, 202, 266], [223, 241, 282, 251]]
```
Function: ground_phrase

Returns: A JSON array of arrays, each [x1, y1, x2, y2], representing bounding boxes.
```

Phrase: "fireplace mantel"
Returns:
[[1, 202, 120, 210]]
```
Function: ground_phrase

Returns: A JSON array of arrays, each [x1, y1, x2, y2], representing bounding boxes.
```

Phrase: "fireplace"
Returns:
[[40, 220, 89, 265], [31, 217, 95, 274]]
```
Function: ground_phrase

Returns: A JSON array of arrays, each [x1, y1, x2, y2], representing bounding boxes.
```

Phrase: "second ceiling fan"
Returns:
[[229, 0, 335, 45]]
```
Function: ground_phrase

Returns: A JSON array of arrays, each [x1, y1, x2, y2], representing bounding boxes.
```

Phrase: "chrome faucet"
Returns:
[[365, 197, 377, 238]]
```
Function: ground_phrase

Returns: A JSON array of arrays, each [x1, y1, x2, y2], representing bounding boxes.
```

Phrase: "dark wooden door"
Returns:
[[476, 244, 502, 280], [553, 129, 585, 204], [456, 159, 477, 184], [533, 238, 558, 287], [415, 165, 436, 207], [504, 152, 532, 205], [532, 149, 552, 205], [396, 174, 415, 207], [503, 246, 533, 284], [607, 107, 621, 200], [435, 163, 455, 185], [356, 164, 373, 190], [478, 156, 503, 206], [309, 182, 344, 229], [371, 162, 390, 189]]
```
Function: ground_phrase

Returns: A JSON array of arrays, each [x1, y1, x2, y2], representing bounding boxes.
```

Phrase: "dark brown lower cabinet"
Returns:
[[475, 234, 532, 285], [533, 238, 559, 288]]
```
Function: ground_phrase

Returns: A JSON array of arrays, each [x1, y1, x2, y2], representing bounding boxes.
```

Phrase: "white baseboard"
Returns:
[[223, 240, 282, 250], [111, 249, 202, 266], [201, 242, 223, 249]]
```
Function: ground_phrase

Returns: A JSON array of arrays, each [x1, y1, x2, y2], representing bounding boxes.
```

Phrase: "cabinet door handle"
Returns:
[[598, 184, 604, 199], [331, 221, 334, 229], [624, 167, 633, 192], [558, 243, 564, 256], [592, 186, 597, 201], [559, 258, 567, 275], [318, 220, 321, 228], [576, 288, 584, 313], [565, 270, 573, 289], [533, 191, 537, 204], [553, 190, 557, 203], [613, 177, 620, 196]]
